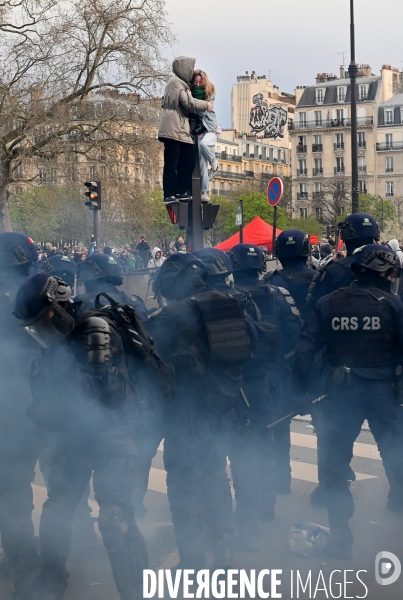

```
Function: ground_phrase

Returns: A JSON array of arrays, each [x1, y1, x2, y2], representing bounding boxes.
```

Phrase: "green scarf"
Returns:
[[191, 85, 206, 100]]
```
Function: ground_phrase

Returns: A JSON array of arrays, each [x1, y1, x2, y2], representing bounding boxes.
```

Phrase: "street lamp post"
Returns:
[[371, 194, 384, 232], [349, 0, 359, 213]]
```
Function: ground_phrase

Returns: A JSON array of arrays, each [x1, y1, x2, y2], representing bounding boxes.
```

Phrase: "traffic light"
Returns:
[[202, 204, 220, 230], [84, 181, 101, 210], [165, 201, 189, 229]]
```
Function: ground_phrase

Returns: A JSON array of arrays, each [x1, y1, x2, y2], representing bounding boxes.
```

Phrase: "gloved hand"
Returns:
[[293, 393, 312, 416]]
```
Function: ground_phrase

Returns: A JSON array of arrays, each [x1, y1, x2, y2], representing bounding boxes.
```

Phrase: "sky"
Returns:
[[163, 0, 403, 128]]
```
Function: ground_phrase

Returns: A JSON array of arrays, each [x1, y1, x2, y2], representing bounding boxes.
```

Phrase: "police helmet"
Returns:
[[276, 229, 310, 259], [192, 248, 232, 278], [154, 252, 207, 300], [34, 255, 77, 288], [320, 243, 332, 258], [0, 232, 38, 270], [351, 244, 400, 277], [229, 244, 265, 272], [338, 214, 380, 242], [14, 273, 75, 348], [77, 254, 123, 287]]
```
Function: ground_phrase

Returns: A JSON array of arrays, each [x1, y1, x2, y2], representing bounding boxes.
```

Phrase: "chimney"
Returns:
[[340, 66, 345, 79]]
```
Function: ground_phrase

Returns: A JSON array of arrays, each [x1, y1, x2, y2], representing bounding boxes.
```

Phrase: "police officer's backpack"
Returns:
[[94, 293, 175, 403]]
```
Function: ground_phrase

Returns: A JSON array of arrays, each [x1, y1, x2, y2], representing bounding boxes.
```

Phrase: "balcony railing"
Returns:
[[358, 141, 366, 149], [312, 144, 323, 152], [358, 165, 367, 173], [217, 171, 245, 180], [312, 192, 324, 199], [244, 170, 255, 178], [297, 192, 308, 199], [334, 166, 345, 175], [386, 168, 394, 173], [313, 168, 323, 176], [297, 168, 307, 176], [290, 116, 373, 130], [377, 142, 403, 151], [386, 192, 394, 197], [334, 143, 345, 150], [215, 152, 242, 163], [212, 188, 218, 195], [296, 145, 307, 153]]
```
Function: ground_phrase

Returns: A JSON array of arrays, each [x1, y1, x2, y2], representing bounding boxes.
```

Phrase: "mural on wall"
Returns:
[[249, 93, 288, 139]]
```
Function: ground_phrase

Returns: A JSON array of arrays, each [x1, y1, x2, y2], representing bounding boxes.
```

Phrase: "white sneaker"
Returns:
[[209, 161, 219, 181], [201, 192, 210, 203]]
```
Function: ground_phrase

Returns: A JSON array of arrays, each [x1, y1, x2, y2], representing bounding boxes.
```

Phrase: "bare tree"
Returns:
[[0, 0, 173, 230], [313, 177, 352, 226]]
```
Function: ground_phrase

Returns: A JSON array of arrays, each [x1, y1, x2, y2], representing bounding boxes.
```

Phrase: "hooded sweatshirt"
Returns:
[[388, 239, 403, 266], [158, 56, 210, 144], [148, 248, 166, 268]]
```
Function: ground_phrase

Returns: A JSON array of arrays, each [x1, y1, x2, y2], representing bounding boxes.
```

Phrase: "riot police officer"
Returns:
[[15, 273, 151, 600], [264, 229, 315, 322], [147, 252, 252, 569], [0, 233, 50, 598], [34, 255, 77, 290], [307, 213, 380, 310], [293, 245, 403, 559], [76, 253, 148, 320], [306, 214, 381, 505], [228, 244, 301, 541]]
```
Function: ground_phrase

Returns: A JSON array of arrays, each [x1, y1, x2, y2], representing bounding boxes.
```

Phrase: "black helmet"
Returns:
[[320, 243, 332, 258], [276, 229, 310, 259], [0, 232, 38, 270], [77, 254, 123, 287], [338, 214, 380, 242], [229, 244, 265, 272], [154, 252, 207, 300], [34, 255, 77, 288], [14, 273, 75, 347], [351, 244, 400, 277], [192, 248, 232, 278]]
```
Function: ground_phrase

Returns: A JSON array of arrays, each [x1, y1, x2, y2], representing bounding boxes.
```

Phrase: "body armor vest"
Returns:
[[267, 268, 314, 320], [240, 283, 276, 323], [325, 285, 395, 368], [189, 290, 251, 363]]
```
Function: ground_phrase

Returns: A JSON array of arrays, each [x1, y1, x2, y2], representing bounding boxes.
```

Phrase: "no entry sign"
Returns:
[[267, 177, 283, 207]]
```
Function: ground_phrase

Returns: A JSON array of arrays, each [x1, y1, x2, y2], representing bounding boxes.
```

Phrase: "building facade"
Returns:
[[376, 92, 403, 200], [290, 65, 402, 220]]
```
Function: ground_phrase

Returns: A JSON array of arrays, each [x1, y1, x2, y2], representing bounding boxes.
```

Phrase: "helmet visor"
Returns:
[[23, 302, 75, 348]]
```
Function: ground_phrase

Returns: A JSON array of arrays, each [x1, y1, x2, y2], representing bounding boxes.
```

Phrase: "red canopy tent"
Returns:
[[215, 216, 318, 252]]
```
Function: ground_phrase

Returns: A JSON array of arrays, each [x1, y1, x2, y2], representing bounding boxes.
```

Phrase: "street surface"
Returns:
[[1, 417, 402, 599]]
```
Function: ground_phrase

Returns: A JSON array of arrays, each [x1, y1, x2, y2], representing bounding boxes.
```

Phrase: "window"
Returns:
[[273, 149, 278, 161], [386, 181, 394, 197], [227, 165, 231, 172], [300, 208, 308, 218], [314, 135, 322, 145], [358, 156, 366, 172], [315, 207, 323, 221], [316, 88, 325, 104], [299, 112, 307, 127], [249, 146, 255, 158], [337, 86, 347, 103], [314, 158, 322, 174], [335, 133, 344, 149], [336, 109, 344, 123], [386, 157, 394, 173], [336, 157, 344, 172], [385, 109, 394, 125], [386, 133, 393, 149], [299, 183, 307, 195], [358, 132, 366, 148], [225, 147, 228, 154], [266, 147, 270, 159], [38, 168, 45, 182], [220, 182, 225, 191], [236, 166, 239, 173], [358, 181, 367, 193], [89, 166, 95, 177], [314, 182, 322, 193], [314, 111, 323, 126], [233, 149, 236, 155], [359, 85, 368, 100], [298, 159, 306, 176]]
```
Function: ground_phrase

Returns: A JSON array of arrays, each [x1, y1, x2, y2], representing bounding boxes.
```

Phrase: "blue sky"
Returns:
[[164, 0, 403, 127]]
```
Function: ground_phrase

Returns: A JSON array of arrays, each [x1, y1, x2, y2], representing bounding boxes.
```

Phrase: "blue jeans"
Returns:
[[198, 132, 217, 193]]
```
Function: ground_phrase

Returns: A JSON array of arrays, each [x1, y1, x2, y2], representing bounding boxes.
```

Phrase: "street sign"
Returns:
[[267, 177, 283, 207], [235, 204, 243, 226]]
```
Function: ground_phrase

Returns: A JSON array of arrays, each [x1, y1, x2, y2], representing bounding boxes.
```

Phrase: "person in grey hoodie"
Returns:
[[158, 56, 213, 203]]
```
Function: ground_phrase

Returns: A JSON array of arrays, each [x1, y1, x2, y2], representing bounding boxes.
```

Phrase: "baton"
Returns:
[[240, 387, 250, 408], [266, 394, 327, 431]]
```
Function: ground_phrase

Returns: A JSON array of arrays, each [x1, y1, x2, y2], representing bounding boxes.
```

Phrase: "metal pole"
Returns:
[[272, 205, 278, 258], [349, 0, 359, 213], [187, 143, 204, 252], [240, 199, 244, 243], [93, 208, 99, 245]]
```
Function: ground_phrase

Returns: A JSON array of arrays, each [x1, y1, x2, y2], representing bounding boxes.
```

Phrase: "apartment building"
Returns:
[[376, 93, 403, 199], [211, 129, 289, 197], [290, 65, 401, 219]]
